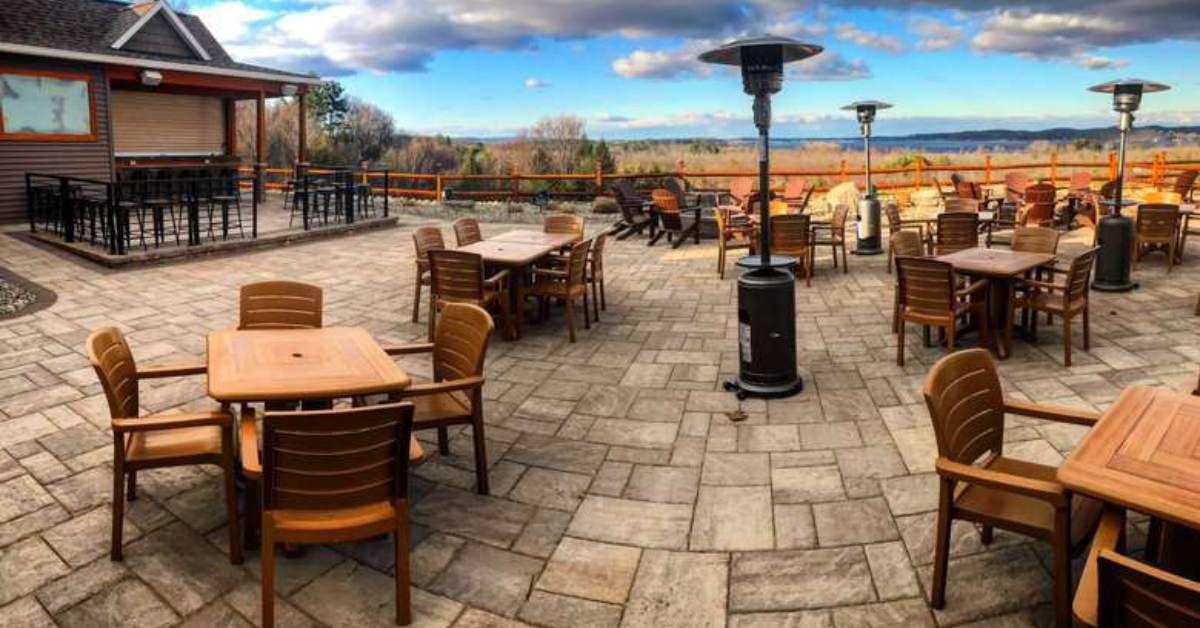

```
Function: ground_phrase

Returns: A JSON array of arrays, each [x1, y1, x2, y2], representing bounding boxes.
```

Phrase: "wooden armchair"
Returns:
[[886, 203, 931, 270], [240, 402, 416, 627], [452, 217, 482, 247], [1015, 247, 1097, 367], [87, 327, 241, 565], [771, 213, 813, 286], [894, 257, 989, 366], [239, 280, 323, 330], [726, 177, 755, 208], [1162, 169, 1197, 202], [716, 206, 755, 279], [612, 182, 653, 239], [649, 189, 700, 248], [1004, 171, 1031, 206], [411, 226, 445, 323], [1134, 203, 1180, 272], [781, 178, 812, 213], [527, 239, 593, 342], [943, 197, 980, 213], [384, 302, 494, 494], [1018, 182, 1057, 227], [935, 212, 979, 255], [811, 204, 850, 274], [544, 213, 584, 236], [923, 348, 1103, 628], [427, 249, 511, 341], [586, 232, 607, 321], [890, 231, 926, 332]]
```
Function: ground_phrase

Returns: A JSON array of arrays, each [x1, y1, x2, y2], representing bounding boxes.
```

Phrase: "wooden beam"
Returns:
[[106, 65, 291, 96]]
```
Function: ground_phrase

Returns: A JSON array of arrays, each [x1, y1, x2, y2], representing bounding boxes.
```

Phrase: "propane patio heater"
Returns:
[[843, 100, 891, 255], [700, 36, 822, 399], [1088, 79, 1170, 292]]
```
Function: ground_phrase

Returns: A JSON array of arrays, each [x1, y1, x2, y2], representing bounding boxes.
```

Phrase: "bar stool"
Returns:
[[355, 182, 373, 217], [210, 178, 245, 240]]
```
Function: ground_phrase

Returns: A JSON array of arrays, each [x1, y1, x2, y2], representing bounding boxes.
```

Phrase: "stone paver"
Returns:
[[0, 217, 1195, 626]]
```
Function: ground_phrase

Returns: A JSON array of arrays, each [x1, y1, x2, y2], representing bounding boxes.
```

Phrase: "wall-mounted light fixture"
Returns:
[[139, 70, 163, 87], [280, 84, 298, 97]]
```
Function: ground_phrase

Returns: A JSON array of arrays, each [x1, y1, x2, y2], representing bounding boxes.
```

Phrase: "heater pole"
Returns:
[[863, 123, 872, 196], [754, 91, 772, 269], [1114, 111, 1131, 216]]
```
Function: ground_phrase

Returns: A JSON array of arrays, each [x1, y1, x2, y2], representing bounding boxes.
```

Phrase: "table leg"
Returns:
[[512, 266, 525, 339], [998, 279, 1014, 359]]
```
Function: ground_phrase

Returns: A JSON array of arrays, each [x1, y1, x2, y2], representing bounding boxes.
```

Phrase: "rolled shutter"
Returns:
[[111, 90, 224, 157]]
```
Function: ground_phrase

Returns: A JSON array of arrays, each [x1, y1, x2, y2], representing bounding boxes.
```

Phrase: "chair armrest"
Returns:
[[138, 362, 206, 379], [1073, 507, 1125, 628], [484, 269, 510, 288], [936, 458, 1067, 506], [384, 343, 434, 356], [1004, 399, 1101, 426], [957, 279, 988, 298], [533, 268, 569, 278], [112, 411, 232, 433], [1017, 278, 1062, 292], [240, 408, 261, 480], [394, 375, 485, 397]]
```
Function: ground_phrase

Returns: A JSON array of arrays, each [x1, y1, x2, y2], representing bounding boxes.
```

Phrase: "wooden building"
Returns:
[[0, 0, 321, 223]]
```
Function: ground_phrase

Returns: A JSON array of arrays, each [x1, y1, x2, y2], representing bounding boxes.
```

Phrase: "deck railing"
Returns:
[[242, 150, 1200, 203]]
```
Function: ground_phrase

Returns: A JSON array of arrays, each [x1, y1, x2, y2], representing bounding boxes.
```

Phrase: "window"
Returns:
[[0, 69, 97, 141]]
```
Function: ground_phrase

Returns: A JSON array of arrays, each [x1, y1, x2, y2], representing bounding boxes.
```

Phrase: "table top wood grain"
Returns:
[[935, 247, 1056, 278], [489, 230, 580, 247], [1059, 385, 1200, 529], [457, 230, 580, 266], [207, 327, 411, 402]]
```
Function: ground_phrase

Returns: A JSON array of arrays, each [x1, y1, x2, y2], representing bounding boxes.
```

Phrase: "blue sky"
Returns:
[[188, 0, 1200, 139]]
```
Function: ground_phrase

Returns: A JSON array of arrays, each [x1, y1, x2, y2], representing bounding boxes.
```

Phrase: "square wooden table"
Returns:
[[207, 327, 412, 403], [935, 247, 1056, 359], [489, 230, 580, 248]]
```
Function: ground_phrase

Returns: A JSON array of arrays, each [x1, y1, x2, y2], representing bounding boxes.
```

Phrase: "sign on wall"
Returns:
[[0, 69, 97, 141]]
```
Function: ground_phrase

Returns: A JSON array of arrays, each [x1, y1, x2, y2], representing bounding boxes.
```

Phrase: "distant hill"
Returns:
[[895, 125, 1200, 143]]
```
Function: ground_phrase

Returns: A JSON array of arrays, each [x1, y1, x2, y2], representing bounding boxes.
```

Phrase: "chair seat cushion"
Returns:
[[955, 456, 1102, 549], [126, 422, 223, 463], [410, 391, 471, 423]]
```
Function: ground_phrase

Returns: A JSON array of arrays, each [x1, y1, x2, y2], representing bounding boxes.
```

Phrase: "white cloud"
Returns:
[[834, 22, 905, 52], [192, 1, 274, 42], [1074, 54, 1129, 70], [910, 17, 962, 51], [611, 37, 868, 82], [523, 78, 551, 89]]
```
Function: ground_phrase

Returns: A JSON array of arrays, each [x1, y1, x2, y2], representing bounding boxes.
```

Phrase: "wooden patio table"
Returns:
[[457, 230, 583, 337], [934, 247, 1055, 359], [207, 326, 421, 549], [1059, 385, 1200, 577]]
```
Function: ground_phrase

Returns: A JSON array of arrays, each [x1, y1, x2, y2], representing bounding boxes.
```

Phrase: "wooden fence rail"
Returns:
[[240, 150, 1200, 201]]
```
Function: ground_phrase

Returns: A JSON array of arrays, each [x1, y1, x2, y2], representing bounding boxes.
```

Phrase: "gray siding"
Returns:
[[123, 14, 197, 59], [0, 55, 112, 224]]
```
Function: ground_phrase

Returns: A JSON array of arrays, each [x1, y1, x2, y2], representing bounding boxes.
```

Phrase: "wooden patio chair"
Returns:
[[715, 206, 755, 279], [1162, 169, 1197, 203], [935, 212, 979, 255], [770, 213, 813, 287], [727, 177, 755, 208], [384, 302, 494, 495], [1134, 203, 1180, 272], [87, 327, 242, 565], [1071, 507, 1127, 628], [894, 257, 989, 366], [922, 348, 1102, 628], [411, 226, 445, 323], [781, 178, 811, 212], [935, 177, 954, 202], [586, 232, 608, 321], [1063, 171, 1094, 227], [890, 231, 926, 332], [943, 197, 980, 213], [239, 280, 323, 330], [811, 204, 850, 274], [240, 402, 416, 627], [1018, 182, 1056, 227], [544, 213, 584, 236], [1014, 248, 1097, 367], [527, 239, 593, 342], [649, 189, 699, 248], [612, 182, 653, 239], [426, 249, 511, 341], [1004, 171, 1031, 206], [452, 217, 483, 247], [1010, 225, 1061, 309], [886, 203, 931, 271]]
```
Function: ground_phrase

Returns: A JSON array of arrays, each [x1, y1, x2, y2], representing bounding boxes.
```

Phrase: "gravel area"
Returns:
[[0, 276, 36, 316]]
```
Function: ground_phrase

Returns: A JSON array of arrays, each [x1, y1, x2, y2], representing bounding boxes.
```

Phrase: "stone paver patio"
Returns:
[[0, 215, 1197, 628]]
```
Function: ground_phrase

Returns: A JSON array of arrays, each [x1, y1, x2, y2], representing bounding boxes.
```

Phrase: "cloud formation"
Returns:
[[523, 78, 551, 89], [910, 17, 962, 51], [834, 22, 905, 52]]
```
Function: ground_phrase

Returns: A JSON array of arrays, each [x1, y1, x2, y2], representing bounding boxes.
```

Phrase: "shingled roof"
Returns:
[[0, 0, 319, 83]]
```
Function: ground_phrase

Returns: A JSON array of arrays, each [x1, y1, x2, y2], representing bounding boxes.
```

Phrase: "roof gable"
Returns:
[[111, 1, 210, 61]]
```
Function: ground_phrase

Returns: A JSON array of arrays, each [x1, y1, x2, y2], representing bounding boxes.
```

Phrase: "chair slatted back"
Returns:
[[885, 203, 904, 233], [1065, 248, 1098, 304], [944, 198, 980, 213], [1005, 172, 1030, 204], [262, 403, 414, 511], [1097, 549, 1200, 628], [1069, 171, 1092, 196], [651, 189, 684, 230], [1137, 204, 1179, 242], [782, 178, 805, 200], [891, 230, 925, 259], [428, 250, 485, 303], [544, 213, 584, 236], [433, 303, 493, 384], [589, 232, 607, 273], [1172, 170, 1198, 197], [771, 214, 810, 255], [239, 281, 323, 330], [897, 257, 957, 317], [731, 178, 754, 201], [955, 179, 982, 201], [566, 239, 592, 286], [413, 226, 445, 263], [664, 178, 689, 205], [1022, 182, 1057, 225], [921, 348, 1005, 465], [452, 218, 482, 247], [830, 204, 850, 231], [936, 213, 979, 255], [87, 327, 139, 420], [1011, 226, 1060, 255]]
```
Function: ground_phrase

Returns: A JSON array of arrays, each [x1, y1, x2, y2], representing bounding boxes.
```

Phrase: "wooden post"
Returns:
[[595, 162, 603, 195], [255, 90, 266, 203], [839, 159, 847, 181], [224, 97, 238, 159], [434, 167, 443, 201], [297, 87, 307, 165], [913, 158, 922, 190], [984, 154, 992, 185]]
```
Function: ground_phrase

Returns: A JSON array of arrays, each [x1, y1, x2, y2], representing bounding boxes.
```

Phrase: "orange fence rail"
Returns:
[[240, 150, 1200, 202]]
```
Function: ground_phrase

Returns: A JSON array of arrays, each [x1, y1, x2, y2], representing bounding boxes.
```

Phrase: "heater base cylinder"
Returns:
[[729, 268, 802, 399], [1092, 213, 1136, 293], [854, 197, 883, 255]]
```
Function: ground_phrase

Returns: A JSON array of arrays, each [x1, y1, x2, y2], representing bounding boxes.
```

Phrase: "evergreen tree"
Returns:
[[594, 139, 617, 173], [306, 81, 350, 135]]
